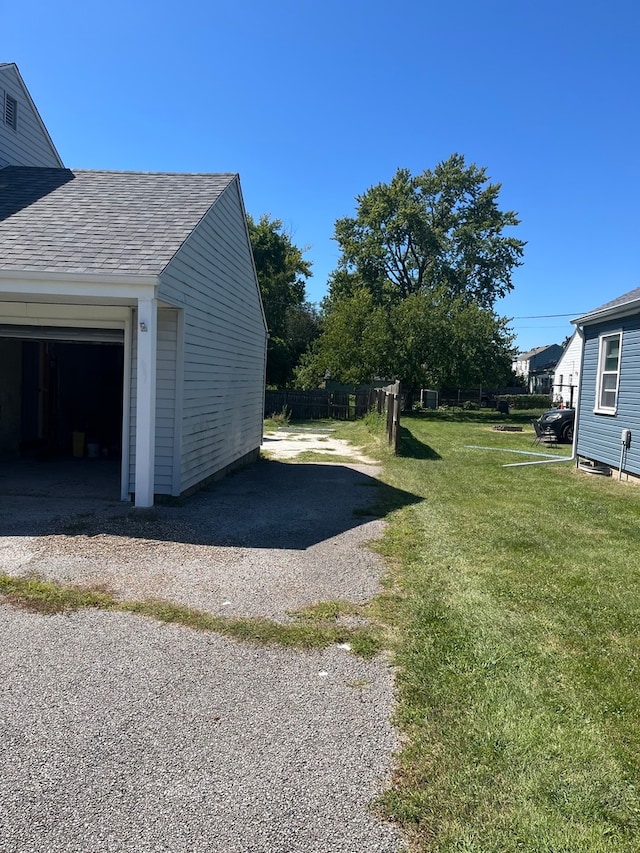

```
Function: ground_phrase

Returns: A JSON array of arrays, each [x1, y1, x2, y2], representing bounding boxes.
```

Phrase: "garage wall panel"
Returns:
[[158, 178, 267, 493], [128, 307, 177, 496]]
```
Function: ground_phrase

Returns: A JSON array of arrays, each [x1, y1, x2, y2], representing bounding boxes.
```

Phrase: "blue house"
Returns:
[[573, 287, 640, 477]]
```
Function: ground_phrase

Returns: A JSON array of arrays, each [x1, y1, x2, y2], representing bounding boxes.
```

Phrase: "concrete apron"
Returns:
[[0, 456, 121, 501]]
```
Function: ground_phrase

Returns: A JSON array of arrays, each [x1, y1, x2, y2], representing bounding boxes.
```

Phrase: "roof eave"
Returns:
[[572, 298, 640, 326], [0, 268, 158, 287], [0, 268, 158, 303]]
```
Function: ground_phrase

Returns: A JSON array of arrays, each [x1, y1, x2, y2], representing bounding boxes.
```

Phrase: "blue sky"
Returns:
[[5, 0, 639, 353]]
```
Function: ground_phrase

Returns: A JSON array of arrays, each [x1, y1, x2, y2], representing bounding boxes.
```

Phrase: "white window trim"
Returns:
[[594, 331, 622, 415]]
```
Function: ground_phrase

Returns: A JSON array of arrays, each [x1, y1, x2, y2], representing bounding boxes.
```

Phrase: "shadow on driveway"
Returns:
[[0, 459, 422, 550]]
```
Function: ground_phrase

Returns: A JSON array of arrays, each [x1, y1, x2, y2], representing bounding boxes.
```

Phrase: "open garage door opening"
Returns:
[[0, 331, 125, 499]]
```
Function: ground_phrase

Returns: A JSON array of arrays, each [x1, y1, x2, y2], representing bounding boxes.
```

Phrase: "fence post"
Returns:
[[392, 383, 401, 452], [381, 381, 401, 453]]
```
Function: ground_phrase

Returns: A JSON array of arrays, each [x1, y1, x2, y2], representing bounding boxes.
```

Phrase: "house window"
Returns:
[[595, 332, 622, 414], [4, 93, 17, 130]]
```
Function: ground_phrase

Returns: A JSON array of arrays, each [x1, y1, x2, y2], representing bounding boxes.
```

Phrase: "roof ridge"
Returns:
[[70, 169, 238, 178]]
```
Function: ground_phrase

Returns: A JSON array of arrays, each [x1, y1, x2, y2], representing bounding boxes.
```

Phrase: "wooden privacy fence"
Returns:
[[265, 389, 370, 421]]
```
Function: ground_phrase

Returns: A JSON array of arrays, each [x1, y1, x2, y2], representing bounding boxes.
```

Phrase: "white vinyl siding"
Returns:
[[128, 307, 179, 496], [0, 64, 62, 168], [158, 178, 267, 493], [552, 332, 582, 408], [595, 332, 622, 414]]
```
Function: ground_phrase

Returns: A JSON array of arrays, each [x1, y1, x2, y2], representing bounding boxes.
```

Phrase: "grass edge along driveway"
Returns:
[[336, 411, 640, 853]]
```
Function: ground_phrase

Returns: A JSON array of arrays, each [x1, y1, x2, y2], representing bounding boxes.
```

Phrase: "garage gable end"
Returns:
[[0, 63, 64, 169]]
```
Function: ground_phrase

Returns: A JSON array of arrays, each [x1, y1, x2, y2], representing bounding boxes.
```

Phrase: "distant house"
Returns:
[[551, 332, 582, 408], [512, 344, 564, 394], [0, 63, 268, 506], [572, 287, 640, 477]]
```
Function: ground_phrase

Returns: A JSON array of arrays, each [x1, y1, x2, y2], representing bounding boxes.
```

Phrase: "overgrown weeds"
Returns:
[[264, 405, 292, 431]]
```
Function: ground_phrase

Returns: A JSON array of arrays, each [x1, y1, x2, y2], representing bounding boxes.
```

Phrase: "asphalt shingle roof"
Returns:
[[516, 344, 558, 360], [578, 286, 640, 321], [0, 167, 236, 276]]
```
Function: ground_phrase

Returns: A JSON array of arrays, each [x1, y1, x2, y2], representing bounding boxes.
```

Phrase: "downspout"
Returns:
[[504, 325, 585, 469], [261, 332, 269, 443]]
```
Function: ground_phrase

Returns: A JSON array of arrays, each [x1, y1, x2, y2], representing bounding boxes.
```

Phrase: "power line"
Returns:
[[509, 312, 582, 319]]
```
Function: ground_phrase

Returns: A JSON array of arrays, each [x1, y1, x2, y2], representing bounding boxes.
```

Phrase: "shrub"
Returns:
[[265, 405, 292, 429], [500, 394, 552, 410], [363, 409, 385, 432]]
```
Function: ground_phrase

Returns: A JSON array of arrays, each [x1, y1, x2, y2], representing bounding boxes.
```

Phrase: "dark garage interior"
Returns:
[[0, 334, 125, 498]]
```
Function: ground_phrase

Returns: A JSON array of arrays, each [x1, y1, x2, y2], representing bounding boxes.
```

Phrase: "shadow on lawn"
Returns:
[[398, 426, 442, 460], [408, 409, 543, 425]]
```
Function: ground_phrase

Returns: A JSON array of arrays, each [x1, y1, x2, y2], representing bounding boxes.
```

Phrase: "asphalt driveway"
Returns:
[[1, 609, 400, 853], [0, 439, 413, 851]]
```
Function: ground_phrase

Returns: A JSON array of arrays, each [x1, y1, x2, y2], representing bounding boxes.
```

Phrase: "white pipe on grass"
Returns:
[[502, 454, 574, 468], [464, 445, 574, 468]]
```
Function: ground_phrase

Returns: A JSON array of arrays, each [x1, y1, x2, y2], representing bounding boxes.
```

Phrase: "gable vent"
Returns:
[[4, 93, 17, 130]]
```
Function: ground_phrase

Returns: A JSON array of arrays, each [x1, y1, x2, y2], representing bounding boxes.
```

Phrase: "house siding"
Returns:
[[552, 333, 582, 407], [577, 316, 640, 475], [0, 65, 62, 168], [128, 307, 179, 496], [158, 178, 267, 493]]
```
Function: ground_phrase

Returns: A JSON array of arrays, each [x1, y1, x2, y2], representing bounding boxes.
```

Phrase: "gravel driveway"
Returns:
[[0, 434, 406, 852]]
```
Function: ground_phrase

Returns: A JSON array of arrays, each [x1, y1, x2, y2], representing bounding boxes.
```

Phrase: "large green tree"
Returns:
[[299, 155, 522, 391], [295, 289, 514, 391], [247, 214, 316, 386], [328, 154, 525, 310]]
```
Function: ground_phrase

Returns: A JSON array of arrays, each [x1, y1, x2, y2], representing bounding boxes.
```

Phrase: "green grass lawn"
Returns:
[[336, 410, 640, 852]]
